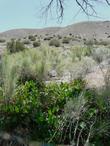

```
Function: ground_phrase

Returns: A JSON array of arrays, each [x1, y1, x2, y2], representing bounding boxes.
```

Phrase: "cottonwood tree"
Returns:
[[43, 0, 110, 20]]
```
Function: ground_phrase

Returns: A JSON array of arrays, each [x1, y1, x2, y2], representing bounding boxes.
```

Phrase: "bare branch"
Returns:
[[43, 0, 110, 20]]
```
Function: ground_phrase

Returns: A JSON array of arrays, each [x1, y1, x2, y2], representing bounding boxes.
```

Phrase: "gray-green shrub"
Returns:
[[33, 41, 41, 47], [62, 37, 70, 44], [0, 39, 6, 43], [49, 39, 60, 47]]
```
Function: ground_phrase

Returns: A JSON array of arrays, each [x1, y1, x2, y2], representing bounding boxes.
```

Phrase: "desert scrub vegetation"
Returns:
[[49, 39, 60, 47], [44, 36, 53, 41], [62, 37, 70, 44], [91, 47, 110, 63], [33, 41, 41, 47], [28, 35, 36, 41], [7, 39, 26, 53], [0, 45, 94, 98], [23, 39, 30, 45], [0, 39, 6, 43], [1, 43, 110, 145]]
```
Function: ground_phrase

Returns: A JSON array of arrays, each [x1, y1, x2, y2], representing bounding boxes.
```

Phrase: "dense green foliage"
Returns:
[[0, 79, 85, 141], [0, 77, 110, 145]]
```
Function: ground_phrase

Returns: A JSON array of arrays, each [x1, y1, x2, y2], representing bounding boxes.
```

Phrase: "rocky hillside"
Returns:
[[1, 21, 110, 40]]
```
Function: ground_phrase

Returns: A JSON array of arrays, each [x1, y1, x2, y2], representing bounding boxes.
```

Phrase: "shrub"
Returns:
[[23, 40, 30, 45], [0, 39, 6, 43], [98, 40, 109, 46], [7, 39, 26, 53], [34, 34, 38, 37], [84, 39, 94, 46], [62, 37, 70, 44], [44, 36, 53, 41], [28, 35, 36, 41], [33, 41, 41, 47], [49, 39, 60, 47], [0, 79, 85, 142], [57, 35, 62, 39]]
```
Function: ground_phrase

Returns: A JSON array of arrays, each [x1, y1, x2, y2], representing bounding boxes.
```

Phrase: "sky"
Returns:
[[0, 0, 110, 32]]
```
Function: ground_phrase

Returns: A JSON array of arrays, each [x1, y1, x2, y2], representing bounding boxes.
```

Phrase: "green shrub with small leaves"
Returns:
[[0, 79, 85, 142]]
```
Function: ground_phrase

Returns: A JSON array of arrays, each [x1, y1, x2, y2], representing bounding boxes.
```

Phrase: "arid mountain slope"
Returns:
[[1, 21, 110, 40]]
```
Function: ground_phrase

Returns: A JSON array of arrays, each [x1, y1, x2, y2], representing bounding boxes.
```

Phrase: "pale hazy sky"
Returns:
[[0, 0, 110, 32]]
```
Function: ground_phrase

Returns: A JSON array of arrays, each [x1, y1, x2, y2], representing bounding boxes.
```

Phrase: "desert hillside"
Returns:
[[1, 21, 110, 40]]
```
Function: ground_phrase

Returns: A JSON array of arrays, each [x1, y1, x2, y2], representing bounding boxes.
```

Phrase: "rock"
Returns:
[[85, 68, 107, 88], [100, 59, 110, 69], [61, 71, 71, 83], [0, 132, 29, 146], [48, 70, 57, 78]]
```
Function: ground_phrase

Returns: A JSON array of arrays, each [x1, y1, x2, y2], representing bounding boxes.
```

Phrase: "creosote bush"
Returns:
[[62, 37, 70, 44], [33, 41, 41, 47], [28, 35, 36, 41], [49, 39, 60, 47], [23, 40, 30, 45], [0, 39, 6, 43]]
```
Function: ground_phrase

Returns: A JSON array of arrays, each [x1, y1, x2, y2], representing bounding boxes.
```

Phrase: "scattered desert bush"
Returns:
[[49, 39, 60, 47], [0, 39, 6, 43], [23, 40, 30, 45], [92, 47, 110, 63], [62, 37, 70, 44], [84, 39, 94, 46], [44, 36, 53, 41], [34, 34, 38, 37], [33, 41, 41, 47], [97, 40, 110, 46], [57, 35, 62, 39], [28, 35, 36, 41], [7, 39, 26, 53]]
